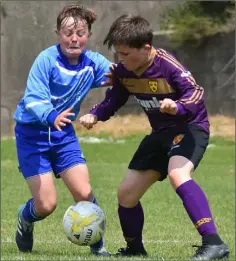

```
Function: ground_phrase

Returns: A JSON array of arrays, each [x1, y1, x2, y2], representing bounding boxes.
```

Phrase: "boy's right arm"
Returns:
[[23, 53, 58, 126], [79, 81, 130, 129]]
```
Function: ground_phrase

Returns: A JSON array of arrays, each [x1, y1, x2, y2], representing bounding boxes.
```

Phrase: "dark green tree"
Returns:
[[160, 1, 235, 47]]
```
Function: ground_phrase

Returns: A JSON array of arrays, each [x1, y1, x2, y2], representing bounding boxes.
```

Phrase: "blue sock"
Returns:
[[22, 198, 45, 223], [92, 197, 98, 205], [90, 196, 104, 250]]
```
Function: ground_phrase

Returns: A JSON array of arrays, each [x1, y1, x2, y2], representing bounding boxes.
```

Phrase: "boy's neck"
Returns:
[[68, 57, 80, 65]]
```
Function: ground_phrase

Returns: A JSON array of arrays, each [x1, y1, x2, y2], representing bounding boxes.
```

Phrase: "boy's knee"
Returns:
[[35, 199, 57, 216], [168, 168, 192, 189], [117, 184, 139, 208], [168, 168, 182, 180], [73, 189, 93, 203]]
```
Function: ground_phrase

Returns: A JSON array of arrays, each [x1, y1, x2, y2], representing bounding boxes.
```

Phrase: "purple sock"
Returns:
[[176, 180, 217, 236], [118, 202, 144, 248]]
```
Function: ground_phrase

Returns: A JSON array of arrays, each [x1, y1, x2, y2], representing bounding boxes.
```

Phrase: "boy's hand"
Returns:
[[79, 114, 98, 130], [101, 63, 116, 86], [160, 98, 178, 115], [54, 107, 75, 131]]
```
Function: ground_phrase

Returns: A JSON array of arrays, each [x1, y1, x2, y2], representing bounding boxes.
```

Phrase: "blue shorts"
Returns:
[[15, 123, 86, 179]]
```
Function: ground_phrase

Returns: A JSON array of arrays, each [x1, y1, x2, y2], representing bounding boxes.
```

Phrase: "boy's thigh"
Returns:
[[16, 135, 52, 179], [26, 173, 57, 203], [168, 125, 209, 170], [128, 133, 169, 181], [118, 169, 161, 206], [51, 137, 86, 178]]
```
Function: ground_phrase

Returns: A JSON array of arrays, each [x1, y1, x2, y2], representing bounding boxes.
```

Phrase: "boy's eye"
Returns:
[[77, 32, 85, 37], [119, 53, 129, 56], [64, 31, 72, 36], [64, 31, 85, 37]]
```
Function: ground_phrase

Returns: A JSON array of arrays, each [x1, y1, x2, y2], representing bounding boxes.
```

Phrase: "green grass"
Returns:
[[1, 135, 235, 260]]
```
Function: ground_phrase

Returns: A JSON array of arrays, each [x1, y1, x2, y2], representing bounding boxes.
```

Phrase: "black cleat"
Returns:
[[191, 243, 230, 260], [15, 205, 34, 252], [115, 246, 148, 257]]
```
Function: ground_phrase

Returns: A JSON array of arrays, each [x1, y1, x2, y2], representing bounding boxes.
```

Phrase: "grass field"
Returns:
[[1, 134, 235, 260]]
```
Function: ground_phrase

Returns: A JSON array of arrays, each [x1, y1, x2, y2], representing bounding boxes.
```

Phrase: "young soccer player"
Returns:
[[14, 4, 111, 256], [79, 14, 230, 260]]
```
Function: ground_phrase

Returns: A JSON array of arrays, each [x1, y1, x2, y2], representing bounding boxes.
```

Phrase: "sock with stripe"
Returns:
[[176, 180, 223, 245], [22, 198, 45, 223]]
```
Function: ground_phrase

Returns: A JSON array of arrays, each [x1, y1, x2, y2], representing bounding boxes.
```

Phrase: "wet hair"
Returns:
[[103, 14, 153, 49], [57, 4, 97, 31]]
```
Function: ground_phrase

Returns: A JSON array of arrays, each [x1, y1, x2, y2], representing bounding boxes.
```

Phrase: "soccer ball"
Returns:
[[62, 201, 106, 246]]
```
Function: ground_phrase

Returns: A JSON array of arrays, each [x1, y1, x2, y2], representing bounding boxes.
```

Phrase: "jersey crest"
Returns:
[[148, 80, 158, 92], [172, 134, 185, 145]]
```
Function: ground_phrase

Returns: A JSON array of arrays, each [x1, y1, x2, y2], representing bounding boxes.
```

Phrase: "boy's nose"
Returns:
[[71, 34, 78, 42]]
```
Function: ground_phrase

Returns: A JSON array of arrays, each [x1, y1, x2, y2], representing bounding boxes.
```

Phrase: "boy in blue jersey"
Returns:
[[14, 4, 111, 256], [79, 15, 230, 260]]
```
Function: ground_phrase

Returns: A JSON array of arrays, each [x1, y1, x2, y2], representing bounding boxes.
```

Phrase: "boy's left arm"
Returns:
[[91, 52, 113, 88], [161, 58, 205, 118]]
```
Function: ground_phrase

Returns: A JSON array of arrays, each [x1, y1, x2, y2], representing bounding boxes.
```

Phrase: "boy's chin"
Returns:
[[65, 48, 84, 56], [124, 65, 137, 71]]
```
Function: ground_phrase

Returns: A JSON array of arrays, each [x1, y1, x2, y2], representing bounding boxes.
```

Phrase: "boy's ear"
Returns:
[[88, 32, 92, 38], [144, 44, 152, 51]]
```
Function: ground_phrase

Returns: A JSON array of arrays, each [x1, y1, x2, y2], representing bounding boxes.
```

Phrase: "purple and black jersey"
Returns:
[[91, 48, 209, 133]]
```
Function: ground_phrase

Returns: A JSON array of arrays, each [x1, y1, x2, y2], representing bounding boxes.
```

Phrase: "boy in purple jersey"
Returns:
[[79, 14, 229, 260]]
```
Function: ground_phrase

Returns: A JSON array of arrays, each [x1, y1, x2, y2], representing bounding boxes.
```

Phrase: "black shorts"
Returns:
[[128, 124, 209, 181]]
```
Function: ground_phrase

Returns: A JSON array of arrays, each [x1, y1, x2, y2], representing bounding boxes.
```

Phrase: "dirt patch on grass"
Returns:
[[76, 114, 151, 137], [209, 115, 235, 139], [75, 114, 235, 140]]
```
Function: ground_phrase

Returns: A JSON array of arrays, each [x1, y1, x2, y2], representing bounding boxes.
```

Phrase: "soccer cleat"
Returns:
[[90, 246, 111, 257], [191, 243, 230, 260], [15, 205, 34, 252], [115, 246, 148, 257]]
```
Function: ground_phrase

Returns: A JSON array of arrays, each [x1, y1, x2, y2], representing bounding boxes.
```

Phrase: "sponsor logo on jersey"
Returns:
[[135, 96, 160, 111]]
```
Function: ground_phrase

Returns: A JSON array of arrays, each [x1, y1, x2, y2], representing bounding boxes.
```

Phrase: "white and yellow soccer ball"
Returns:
[[62, 201, 106, 246]]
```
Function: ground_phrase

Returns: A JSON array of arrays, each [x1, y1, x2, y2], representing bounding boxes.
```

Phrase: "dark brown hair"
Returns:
[[57, 4, 96, 31], [103, 14, 153, 49]]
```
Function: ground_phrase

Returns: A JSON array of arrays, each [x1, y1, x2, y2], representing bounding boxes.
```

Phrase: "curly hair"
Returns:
[[57, 4, 97, 31]]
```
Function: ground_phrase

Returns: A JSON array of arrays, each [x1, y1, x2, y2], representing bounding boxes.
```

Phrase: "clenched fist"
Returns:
[[159, 98, 178, 115], [79, 114, 98, 130]]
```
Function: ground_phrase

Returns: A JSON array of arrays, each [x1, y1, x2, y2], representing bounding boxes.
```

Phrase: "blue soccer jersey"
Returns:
[[14, 44, 111, 179], [14, 44, 111, 126]]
